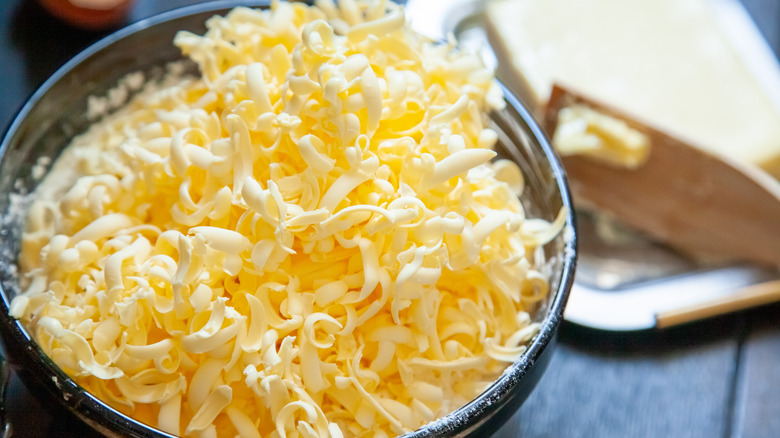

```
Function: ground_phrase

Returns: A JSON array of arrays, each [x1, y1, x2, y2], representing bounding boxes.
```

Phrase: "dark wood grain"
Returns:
[[497, 318, 746, 438], [732, 303, 780, 438]]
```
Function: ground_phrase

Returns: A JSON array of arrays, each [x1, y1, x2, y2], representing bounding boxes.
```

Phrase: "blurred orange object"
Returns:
[[36, 0, 135, 30]]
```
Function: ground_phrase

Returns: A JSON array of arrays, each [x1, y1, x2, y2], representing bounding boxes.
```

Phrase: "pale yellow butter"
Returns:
[[553, 104, 650, 169]]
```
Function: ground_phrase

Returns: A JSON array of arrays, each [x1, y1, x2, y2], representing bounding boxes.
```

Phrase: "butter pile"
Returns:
[[10, 1, 562, 437]]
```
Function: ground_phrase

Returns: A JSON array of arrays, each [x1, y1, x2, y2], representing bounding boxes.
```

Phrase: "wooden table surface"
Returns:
[[1, 1, 779, 437]]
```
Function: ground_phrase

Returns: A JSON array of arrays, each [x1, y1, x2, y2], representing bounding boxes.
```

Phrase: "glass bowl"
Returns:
[[0, 2, 577, 437]]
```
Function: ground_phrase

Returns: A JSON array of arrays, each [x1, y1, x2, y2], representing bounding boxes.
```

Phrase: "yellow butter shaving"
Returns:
[[12, 1, 564, 437], [553, 104, 651, 169]]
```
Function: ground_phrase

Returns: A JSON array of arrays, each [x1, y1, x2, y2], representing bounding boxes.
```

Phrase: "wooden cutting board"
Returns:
[[543, 84, 780, 268]]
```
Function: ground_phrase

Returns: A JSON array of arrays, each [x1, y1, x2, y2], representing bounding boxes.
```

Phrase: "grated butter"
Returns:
[[11, 1, 563, 437]]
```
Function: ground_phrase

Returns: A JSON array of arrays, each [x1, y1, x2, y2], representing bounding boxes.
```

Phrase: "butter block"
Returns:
[[485, 0, 780, 178]]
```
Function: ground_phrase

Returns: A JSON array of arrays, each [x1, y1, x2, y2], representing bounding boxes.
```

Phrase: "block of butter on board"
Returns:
[[485, 0, 780, 179]]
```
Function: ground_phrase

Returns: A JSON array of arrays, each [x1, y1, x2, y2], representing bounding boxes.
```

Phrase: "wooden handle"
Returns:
[[655, 279, 780, 328]]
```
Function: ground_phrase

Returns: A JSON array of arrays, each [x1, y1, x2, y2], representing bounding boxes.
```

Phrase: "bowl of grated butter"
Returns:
[[0, 1, 576, 437]]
